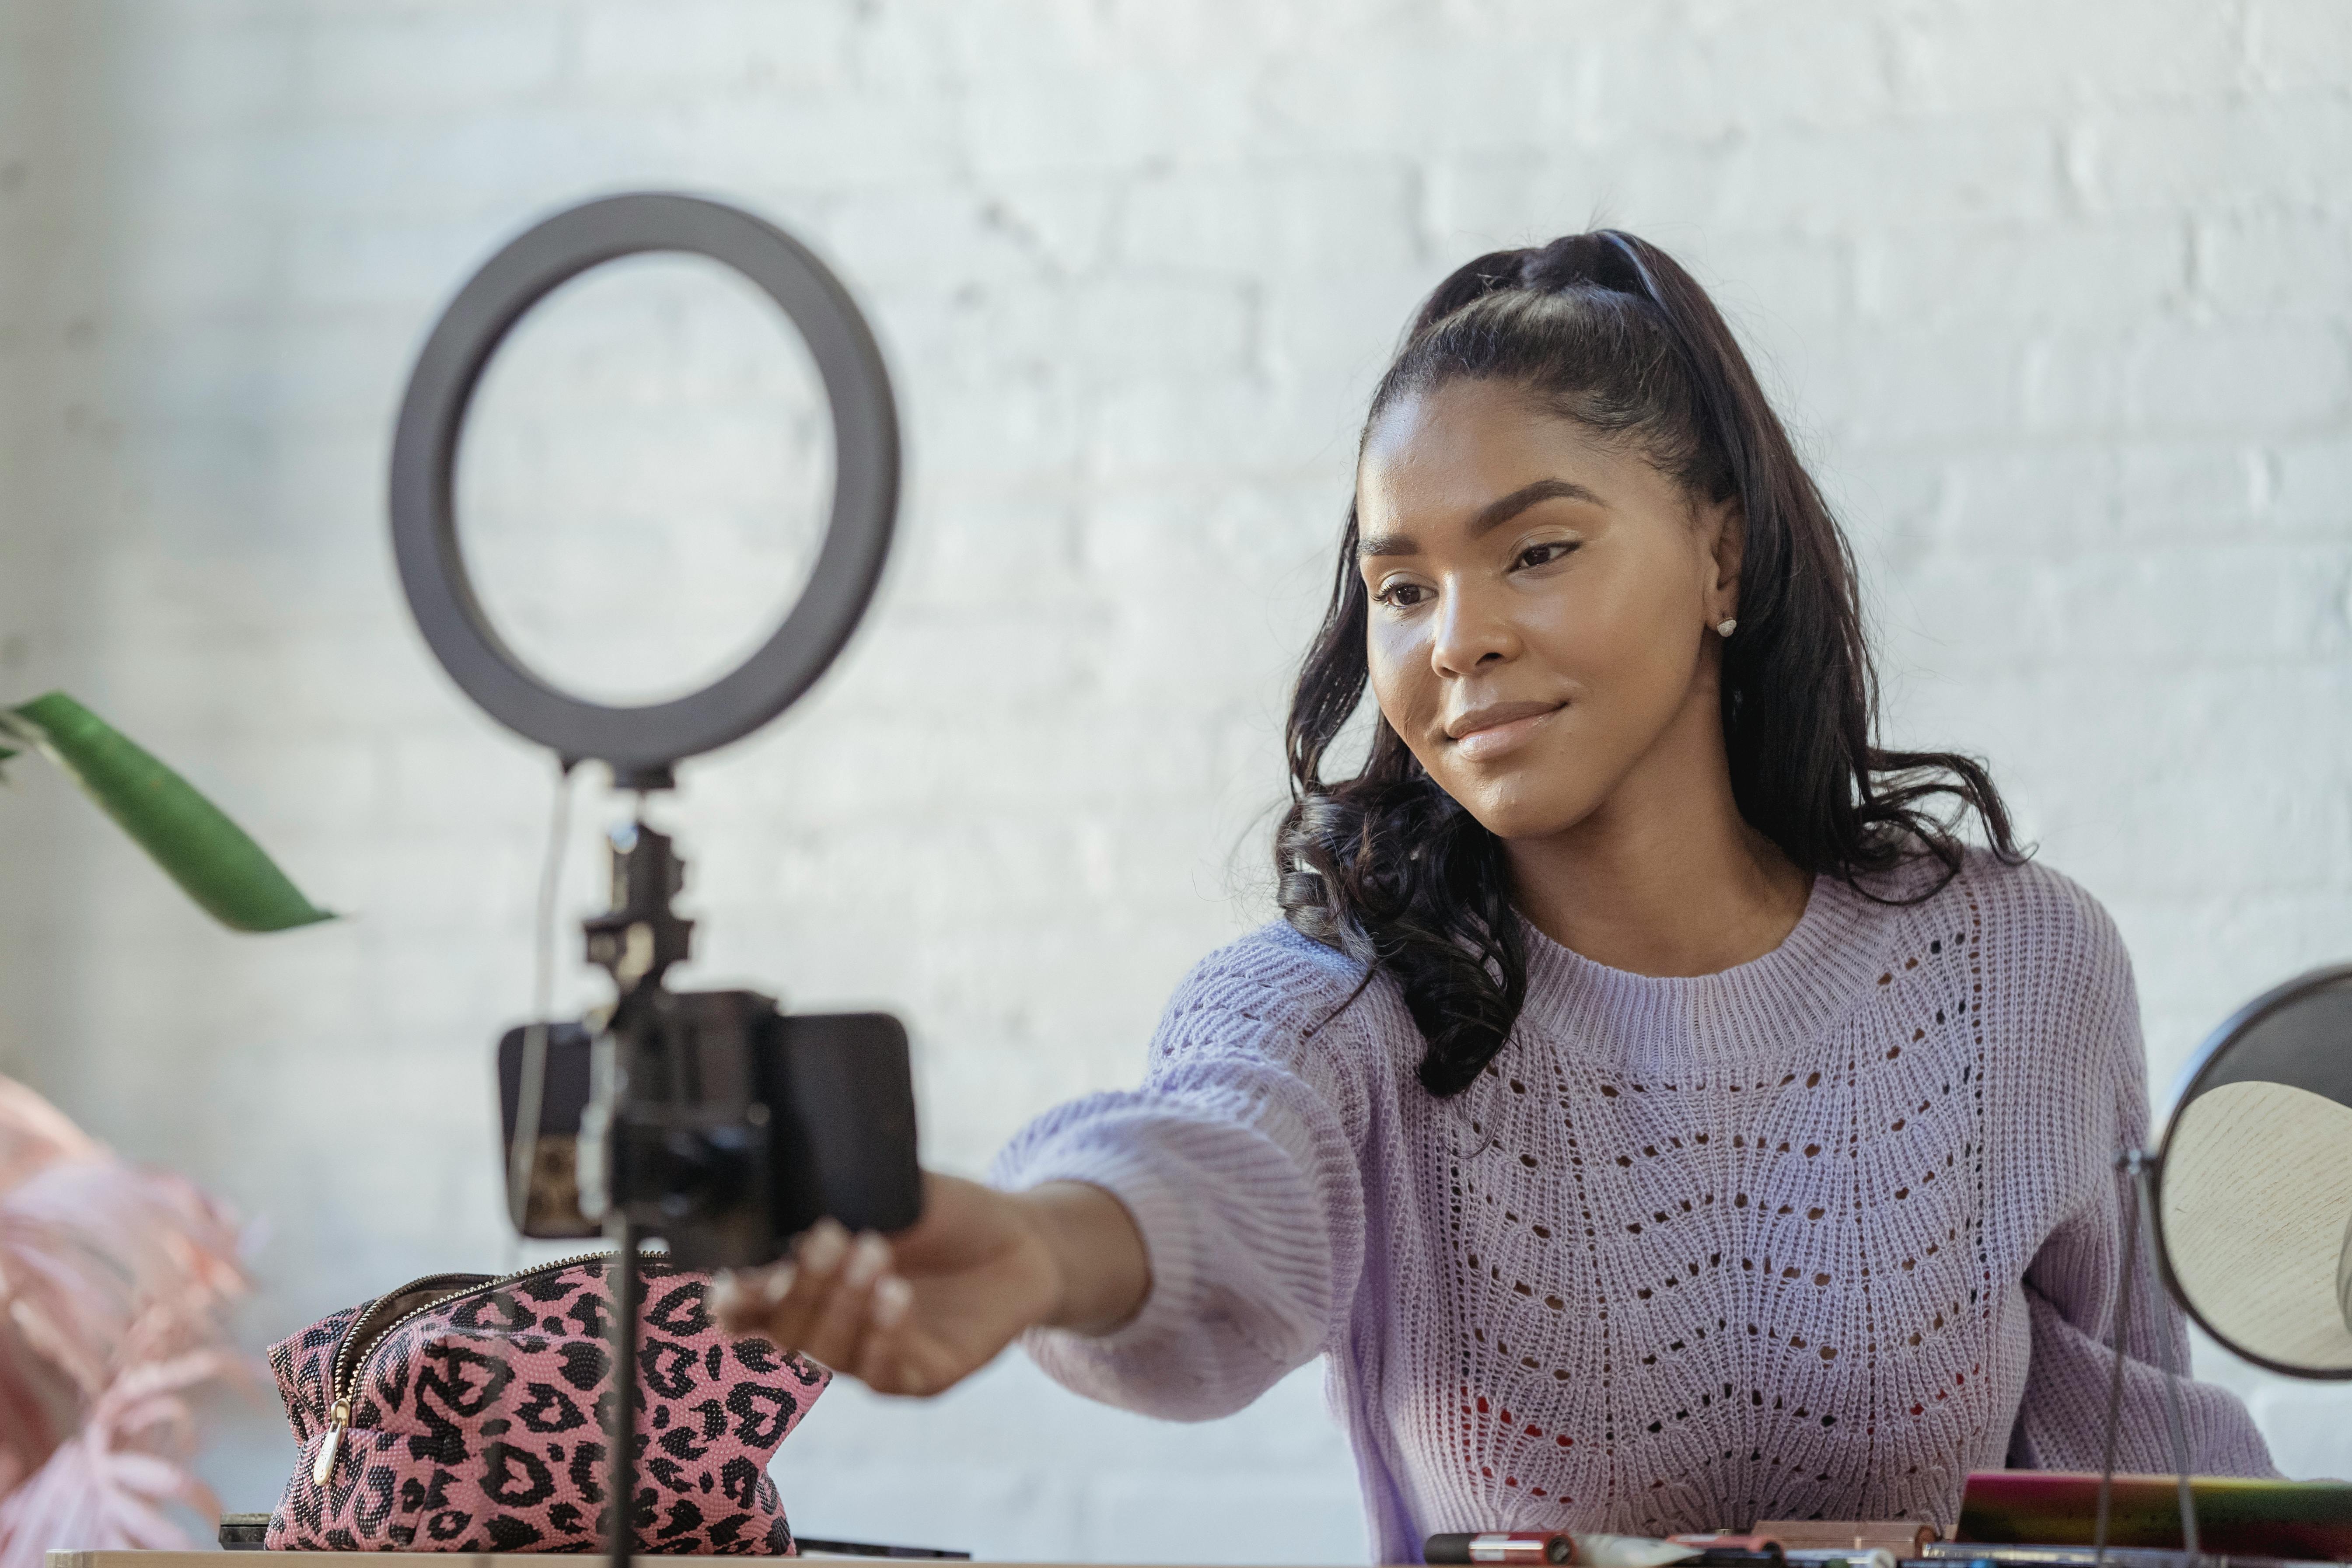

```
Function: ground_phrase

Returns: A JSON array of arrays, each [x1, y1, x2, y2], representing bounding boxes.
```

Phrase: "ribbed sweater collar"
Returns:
[[1513, 871, 1898, 1065]]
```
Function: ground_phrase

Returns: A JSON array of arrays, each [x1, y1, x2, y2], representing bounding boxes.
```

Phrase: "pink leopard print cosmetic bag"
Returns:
[[266, 1254, 827, 1554]]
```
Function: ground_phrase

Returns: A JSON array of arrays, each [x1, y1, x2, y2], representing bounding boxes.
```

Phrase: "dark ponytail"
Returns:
[[1276, 231, 2020, 1098]]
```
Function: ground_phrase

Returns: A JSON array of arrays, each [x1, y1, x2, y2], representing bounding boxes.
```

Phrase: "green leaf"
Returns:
[[0, 691, 335, 933]]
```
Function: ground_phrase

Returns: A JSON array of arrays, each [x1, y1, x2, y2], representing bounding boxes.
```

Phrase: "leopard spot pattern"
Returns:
[[264, 1258, 824, 1555]]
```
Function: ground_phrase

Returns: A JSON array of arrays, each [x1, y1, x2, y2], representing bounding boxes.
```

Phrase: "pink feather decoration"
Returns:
[[0, 1076, 250, 1568]]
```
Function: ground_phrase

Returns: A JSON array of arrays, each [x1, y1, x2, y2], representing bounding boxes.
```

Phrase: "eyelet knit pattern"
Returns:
[[992, 851, 2273, 1563]]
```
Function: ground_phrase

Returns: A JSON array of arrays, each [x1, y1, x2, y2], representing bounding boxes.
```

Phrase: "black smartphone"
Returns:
[[496, 1004, 923, 1261]]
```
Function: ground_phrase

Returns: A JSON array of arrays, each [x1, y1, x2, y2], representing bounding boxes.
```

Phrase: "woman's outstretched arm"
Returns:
[[713, 927, 1377, 1412], [709, 1173, 1150, 1395]]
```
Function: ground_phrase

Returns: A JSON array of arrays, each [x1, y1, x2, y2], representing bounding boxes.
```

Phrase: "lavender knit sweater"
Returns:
[[991, 850, 2275, 1561]]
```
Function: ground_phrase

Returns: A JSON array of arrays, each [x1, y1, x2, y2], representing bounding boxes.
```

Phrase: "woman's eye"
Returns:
[[1375, 581, 1432, 608], [1516, 540, 1579, 570]]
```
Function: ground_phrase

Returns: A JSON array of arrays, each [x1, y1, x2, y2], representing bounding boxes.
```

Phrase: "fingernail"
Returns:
[[801, 1221, 849, 1274], [844, 1233, 888, 1289], [872, 1275, 912, 1327], [708, 1275, 743, 1318], [761, 1264, 797, 1306]]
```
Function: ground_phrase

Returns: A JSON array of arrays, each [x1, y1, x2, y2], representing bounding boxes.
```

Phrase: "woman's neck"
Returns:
[[1505, 691, 1811, 978]]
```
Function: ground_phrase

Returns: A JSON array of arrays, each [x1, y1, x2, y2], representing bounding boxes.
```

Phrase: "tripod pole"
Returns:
[[2129, 1156, 2202, 1559], [2093, 1149, 2136, 1568], [2100, 1149, 2203, 1565], [609, 1219, 642, 1568]]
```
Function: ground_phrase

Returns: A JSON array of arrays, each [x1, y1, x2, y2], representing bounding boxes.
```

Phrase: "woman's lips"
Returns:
[[1449, 704, 1563, 761]]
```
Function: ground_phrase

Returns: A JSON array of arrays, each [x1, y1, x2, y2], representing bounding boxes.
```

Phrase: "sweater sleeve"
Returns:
[[2004, 896, 2275, 1475], [987, 928, 1376, 1422]]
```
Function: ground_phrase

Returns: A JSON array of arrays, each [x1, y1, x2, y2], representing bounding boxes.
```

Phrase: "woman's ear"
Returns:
[[1702, 494, 1745, 620]]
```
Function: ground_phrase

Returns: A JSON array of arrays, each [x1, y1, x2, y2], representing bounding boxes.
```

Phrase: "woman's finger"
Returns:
[[769, 1220, 856, 1349], [798, 1230, 891, 1372], [709, 1263, 794, 1334], [849, 1277, 911, 1392], [715, 1219, 852, 1349], [854, 1289, 965, 1398]]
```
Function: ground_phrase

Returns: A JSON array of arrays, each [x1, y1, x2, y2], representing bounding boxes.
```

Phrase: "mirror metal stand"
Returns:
[[2095, 1149, 2201, 1568]]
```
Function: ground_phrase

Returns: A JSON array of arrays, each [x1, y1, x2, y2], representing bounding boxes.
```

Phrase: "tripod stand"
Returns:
[[2092, 1149, 2202, 1567]]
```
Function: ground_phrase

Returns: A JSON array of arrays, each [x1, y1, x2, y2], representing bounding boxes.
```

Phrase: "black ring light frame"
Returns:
[[390, 192, 899, 789], [2151, 960, 2352, 1381]]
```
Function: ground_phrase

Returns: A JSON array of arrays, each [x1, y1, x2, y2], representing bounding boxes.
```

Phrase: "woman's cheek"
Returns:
[[1514, 587, 1597, 671], [1366, 624, 1435, 734]]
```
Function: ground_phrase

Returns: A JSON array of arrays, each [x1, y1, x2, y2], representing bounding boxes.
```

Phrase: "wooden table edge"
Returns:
[[49, 1554, 1341, 1568]]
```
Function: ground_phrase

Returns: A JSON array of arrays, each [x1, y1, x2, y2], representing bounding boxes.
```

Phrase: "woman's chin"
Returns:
[[1447, 779, 1602, 845]]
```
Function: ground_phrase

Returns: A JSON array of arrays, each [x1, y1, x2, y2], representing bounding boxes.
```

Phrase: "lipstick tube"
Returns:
[[1426, 1533, 1577, 1565]]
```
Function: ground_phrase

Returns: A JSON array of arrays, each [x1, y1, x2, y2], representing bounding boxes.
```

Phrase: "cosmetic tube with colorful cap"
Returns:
[[1425, 1533, 1578, 1565]]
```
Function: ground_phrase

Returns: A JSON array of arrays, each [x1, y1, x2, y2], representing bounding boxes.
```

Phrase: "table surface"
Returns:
[[49, 1555, 1312, 1568]]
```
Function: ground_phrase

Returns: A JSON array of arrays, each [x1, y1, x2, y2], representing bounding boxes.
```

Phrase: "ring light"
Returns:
[[388, 192, 898, 788]]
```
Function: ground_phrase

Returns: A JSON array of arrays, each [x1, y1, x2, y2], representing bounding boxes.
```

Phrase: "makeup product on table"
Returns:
[[1758, 1521, 1939, 1557], [795, 1539, 973, 1560], [1425, 1533, 1581, 1565], [217, 1515, 269, 1551], [1918, 1549, 2261, 1568], [1424, 1532, 1716, 1566], [1783, 1551, 1895, 1568], [1423, 1529, 1802, 1568], [1579, 1534, 1713, 1568], [1670, 1533, 1789, 1566]]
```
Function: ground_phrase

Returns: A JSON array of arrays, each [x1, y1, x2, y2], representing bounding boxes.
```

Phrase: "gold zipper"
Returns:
[[313, 1250, 617, 1484]]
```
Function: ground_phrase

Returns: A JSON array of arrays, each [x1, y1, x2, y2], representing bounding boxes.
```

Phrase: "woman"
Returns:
[[713, 232, 2273, 1554]]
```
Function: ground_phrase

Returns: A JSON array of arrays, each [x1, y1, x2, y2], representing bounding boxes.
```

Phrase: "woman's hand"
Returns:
[[708, 1172, 1149, 1397]]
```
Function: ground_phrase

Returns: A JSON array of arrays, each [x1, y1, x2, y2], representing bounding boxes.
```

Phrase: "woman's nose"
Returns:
[[1429, 580, 1519, 677]]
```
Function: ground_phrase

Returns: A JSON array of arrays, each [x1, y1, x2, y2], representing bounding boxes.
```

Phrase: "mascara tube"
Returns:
[[1426, 1533, 1577, 1565]]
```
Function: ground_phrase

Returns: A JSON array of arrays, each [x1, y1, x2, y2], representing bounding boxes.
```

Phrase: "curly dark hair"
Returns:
[[1274, 230, 2021, 1098]]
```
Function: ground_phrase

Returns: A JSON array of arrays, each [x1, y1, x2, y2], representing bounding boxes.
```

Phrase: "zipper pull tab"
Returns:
[[312, 1397, 352, 1484]]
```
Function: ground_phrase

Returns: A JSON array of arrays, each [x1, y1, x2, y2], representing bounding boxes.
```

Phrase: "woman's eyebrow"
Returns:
[[1469, 478, 1605, 536], [1358, 478, 1606, 559]]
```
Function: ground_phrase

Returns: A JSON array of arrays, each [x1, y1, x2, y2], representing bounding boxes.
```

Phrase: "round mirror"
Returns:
[[2156, 964, 2352, 1378], [456, 251, 835, 708]]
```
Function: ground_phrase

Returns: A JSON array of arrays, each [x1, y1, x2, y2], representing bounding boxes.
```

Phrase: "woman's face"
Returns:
[[1355, 377, 1740, 842]]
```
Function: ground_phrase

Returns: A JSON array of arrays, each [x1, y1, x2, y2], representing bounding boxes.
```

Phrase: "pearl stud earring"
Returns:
[[1715, 618, 1737, 638]]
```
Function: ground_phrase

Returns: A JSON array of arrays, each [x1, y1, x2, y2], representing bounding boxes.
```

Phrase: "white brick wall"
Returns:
[[3, 1, 2349, 1557]]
